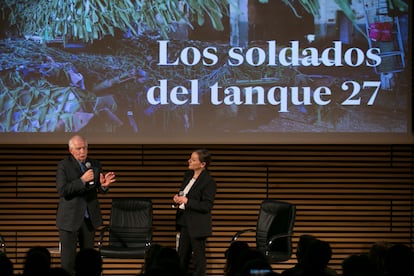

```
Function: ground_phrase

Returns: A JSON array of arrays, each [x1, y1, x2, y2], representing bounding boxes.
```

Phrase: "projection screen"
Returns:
[[0, 0, 412, 144]]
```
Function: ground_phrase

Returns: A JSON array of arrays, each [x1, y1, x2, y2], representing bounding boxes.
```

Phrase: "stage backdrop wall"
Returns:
[[0, 144, 413, 275]]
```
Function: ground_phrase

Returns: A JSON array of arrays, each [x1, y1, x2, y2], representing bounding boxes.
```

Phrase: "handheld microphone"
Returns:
[[85, 162, 94, 186], [171, 191, 184, 208]]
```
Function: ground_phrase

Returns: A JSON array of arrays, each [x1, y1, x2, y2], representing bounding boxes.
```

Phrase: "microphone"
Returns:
[[85, 162, 94, 186], [171, 191, 184, 208]]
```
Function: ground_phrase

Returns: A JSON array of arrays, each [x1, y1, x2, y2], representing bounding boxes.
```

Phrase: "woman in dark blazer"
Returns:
[[56, 135, 116, 275], [173, 149, 216, 276]]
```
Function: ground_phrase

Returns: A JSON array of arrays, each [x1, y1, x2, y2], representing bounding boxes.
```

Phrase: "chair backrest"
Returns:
[[108, 198, 152, 248], [255, 199, 296, 262]]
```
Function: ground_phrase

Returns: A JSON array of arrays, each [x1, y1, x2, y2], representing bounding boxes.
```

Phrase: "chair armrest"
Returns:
[[0, 235, 5, 253], [231, 228, 256, 242], [266, 233, 293, 249], [142, 227, 153, 244], [98, 226, 110, 248]]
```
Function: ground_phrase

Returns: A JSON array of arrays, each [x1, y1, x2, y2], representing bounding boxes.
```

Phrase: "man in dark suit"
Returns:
[[56, 135, 116, 275], [173, 149, 216, 276]]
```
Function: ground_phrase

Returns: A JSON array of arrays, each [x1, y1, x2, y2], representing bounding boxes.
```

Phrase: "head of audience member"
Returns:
[[342, 254, 375, 276], [295, 234, 317, 264], [368, 241, 391, 276], [0, 253, 14, 276], [75, 248, 102, 276], [301, 238, 332, 274], [280, 234, 317, 276], [141, 244, 181, 276], [22, 246, 52, 276], [384, 243, 414, 276], [142, 243, 163, 274], [224, 240, 251, 276]]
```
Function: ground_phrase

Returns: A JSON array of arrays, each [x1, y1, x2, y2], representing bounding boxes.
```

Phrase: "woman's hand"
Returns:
[[173, 194, 188, 205]]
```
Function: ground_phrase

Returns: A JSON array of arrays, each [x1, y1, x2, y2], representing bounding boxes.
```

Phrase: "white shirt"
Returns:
[[179, 178, 196, 209]]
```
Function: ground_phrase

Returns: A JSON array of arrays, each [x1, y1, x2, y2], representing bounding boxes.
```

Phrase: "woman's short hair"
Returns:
[[194, 149, 212, 168]]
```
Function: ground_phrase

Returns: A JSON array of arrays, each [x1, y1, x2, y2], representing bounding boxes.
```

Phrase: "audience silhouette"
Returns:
[[342, 254, 376, 276], [0, 253, 13, 276], [224, 240, 279, 276], [281, 234, 314, 276], [140, 243, 181, 276], [22, 246, 52, 276], [281, 234, 337, 276], [75, 248, 102, 276], [367, 241, 391, 276], [224, 241, 251, 276], [384, 243, 414, 276], [301, 238, 336, 276], [7, 239, 413, 276], [141, 243, 164, 275]]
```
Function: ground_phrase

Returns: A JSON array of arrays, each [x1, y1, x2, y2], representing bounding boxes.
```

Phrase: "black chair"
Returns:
[[98, 198, 152, 259], [231, 199, 296, 263]]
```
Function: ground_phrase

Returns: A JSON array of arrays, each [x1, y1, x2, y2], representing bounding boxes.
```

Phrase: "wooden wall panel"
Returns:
[[0, 144, 412, 275]]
